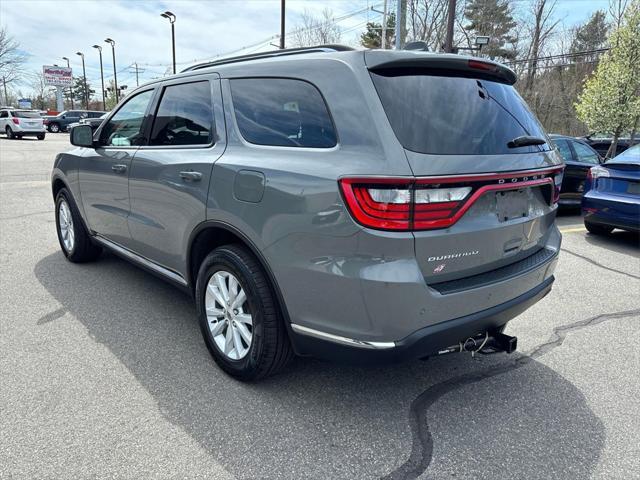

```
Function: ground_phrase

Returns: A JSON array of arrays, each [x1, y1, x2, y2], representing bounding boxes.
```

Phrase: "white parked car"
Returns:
[[0, 109, 46, 140]]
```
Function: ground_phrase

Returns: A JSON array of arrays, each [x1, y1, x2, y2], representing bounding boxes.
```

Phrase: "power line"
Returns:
[[504, 47, 610, 65]]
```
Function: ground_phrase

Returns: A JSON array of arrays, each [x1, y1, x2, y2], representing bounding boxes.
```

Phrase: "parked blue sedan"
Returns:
[[582, 144, 640, 234]]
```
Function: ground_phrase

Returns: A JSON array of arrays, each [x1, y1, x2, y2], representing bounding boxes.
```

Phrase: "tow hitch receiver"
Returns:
[[437, 331, 518, 356]]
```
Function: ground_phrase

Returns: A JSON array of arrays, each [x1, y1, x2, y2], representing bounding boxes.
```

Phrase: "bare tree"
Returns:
[[0, 27, 26, 92], [291, 9, 342, 47], [405, 0, 450, 50], [609, 0, 630, 29], [523, 0, 561, 92]]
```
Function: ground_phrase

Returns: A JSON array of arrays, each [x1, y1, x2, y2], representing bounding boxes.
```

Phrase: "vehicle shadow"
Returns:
[[34, 252, 605, 480], [584, 230, 640, 254]]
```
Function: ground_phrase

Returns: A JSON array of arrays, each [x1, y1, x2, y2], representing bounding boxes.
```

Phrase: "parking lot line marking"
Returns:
[[559, 227, 587, 234]]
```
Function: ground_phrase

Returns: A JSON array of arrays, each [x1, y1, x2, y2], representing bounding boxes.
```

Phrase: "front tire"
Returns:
[[48, 123, 60, 133], [37, 133, 46, 140], [195, 244, 293, 381], [584, 220, 614, 235], [55, 188, 102, 262]]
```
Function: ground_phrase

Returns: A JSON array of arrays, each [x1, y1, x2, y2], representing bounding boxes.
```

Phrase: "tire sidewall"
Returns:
[[196, 249, 266, 378], [55, 190, 77, 258]]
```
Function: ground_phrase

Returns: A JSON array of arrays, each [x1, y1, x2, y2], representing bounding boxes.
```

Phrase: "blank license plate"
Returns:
[[496, 190, 529, 221], [628, 183, 640, 195]]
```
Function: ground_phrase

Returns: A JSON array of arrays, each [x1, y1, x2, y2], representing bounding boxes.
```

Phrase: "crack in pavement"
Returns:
[[0, 210, 53, 221], [561, 247, 640, 281], [380, 308, 640, 480]]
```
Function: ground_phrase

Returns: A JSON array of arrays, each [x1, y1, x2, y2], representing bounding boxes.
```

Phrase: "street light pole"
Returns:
[[160, 11, 176, 74], [280, 0, 285, 49], [76, 52, 88, 109], [92, 45, 106, 110], [61, 57, 74, 109], [104, 38, 119, 102]]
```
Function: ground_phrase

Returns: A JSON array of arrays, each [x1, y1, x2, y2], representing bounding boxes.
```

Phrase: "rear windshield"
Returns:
[[13, 111, 41, 119], [370, 71, 549, 155]]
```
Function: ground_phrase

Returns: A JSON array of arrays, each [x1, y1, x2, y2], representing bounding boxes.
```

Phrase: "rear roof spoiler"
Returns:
[[365, 50, 517, 85]]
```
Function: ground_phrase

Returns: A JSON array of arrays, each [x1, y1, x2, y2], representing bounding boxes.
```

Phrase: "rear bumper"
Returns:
[[290, 275, 554, 363], [582, 192, 640, 232]]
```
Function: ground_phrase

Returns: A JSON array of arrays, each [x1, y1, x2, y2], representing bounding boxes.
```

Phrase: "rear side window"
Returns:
[[572, 141, 599, 165], [230, 78, 337, 148], [370, 71, 549, 155], [554, 139, 572, 162], [13, 111, 41, 118], [150, 81, 213, 146], [0, 111, 7, 118]]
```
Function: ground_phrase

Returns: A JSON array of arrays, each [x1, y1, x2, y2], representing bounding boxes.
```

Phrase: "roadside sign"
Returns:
[[43, 65, 73, 87], [18, 98, 32, 109]]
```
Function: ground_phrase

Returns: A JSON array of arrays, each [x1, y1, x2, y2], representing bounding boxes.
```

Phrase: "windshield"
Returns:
[[370, 71, 549, 155], [14, 111, 41, 119]]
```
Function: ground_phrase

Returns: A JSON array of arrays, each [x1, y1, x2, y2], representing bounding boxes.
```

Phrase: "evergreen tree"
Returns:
[[360, 13, 396, 49], [464, 0, 517, 60], [570, 10, 609, 57], [72, 76, 94, 108]]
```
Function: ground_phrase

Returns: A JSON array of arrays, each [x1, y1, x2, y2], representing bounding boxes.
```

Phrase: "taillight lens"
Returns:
[[340, 179, 411, 230], [413, 186, 471, 228], [588, 166, 610, 180], [552, 170, 563, 204], [12, 118, 19, 125]]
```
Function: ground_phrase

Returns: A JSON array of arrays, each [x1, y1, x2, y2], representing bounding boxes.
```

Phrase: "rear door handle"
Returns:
[[179, 171, 202, 182], [111, 164, 127, 174]]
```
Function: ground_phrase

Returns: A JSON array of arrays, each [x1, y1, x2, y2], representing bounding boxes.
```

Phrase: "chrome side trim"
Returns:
[[93, 235, 188, 286], [290, 324, 396, 349]]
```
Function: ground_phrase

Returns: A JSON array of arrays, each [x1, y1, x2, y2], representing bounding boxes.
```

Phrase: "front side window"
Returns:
[[554, 139, 572, 162], [149, 81, 213, 146], [100, 90, 154, 147], [230, 78, 337, 148], [572, 141, 600, 165]]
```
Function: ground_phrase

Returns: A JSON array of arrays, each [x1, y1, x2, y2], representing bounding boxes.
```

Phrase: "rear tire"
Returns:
[[55, 188, 102, 262], [584, 220, 614, 235], [195, 244, 293, 381], [6, 126, 15, 139]]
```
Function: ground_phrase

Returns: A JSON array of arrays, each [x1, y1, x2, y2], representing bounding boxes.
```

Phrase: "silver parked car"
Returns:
[[51, 46, 564, 380], [1, 108, 46, 139]]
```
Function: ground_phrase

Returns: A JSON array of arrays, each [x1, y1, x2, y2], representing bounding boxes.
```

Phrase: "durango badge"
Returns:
[[428, 250, 479, 262]]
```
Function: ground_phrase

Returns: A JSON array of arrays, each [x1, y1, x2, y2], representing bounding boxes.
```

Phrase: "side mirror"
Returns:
[[61, 115, 66, 119], [70, 124, 94, 148]]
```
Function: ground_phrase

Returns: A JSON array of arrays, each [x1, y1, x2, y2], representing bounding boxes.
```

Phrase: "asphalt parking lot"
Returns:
[[1, 133, 639, 480]]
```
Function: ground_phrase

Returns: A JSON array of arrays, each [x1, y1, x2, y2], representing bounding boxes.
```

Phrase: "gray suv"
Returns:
[[52, 46, 563, 380]]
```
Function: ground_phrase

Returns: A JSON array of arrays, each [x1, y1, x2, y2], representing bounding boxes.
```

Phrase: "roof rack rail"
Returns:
[[181, 45, 355, 72]]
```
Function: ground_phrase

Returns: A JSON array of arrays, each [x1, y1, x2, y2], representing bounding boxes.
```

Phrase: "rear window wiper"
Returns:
[[507, 136, 547, 148]]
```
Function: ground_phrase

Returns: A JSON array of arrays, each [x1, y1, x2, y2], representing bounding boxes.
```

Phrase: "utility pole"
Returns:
[[279, 0, 285, 49], [444, 0, 457, 53], [394, 0, 404, 49], [2, 76, 8, 106], [134, 63, 139, 86], [382, 0, 387, 49]]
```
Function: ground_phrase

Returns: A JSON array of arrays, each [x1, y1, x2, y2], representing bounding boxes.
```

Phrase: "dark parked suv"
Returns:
[[52, 46, 563, 380], [46, 110, 107, 133]]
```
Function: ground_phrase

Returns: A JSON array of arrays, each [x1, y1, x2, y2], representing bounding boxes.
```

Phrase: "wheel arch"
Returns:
[[187, 221, 293, 329]]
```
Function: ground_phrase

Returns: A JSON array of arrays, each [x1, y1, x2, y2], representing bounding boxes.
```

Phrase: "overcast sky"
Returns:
[[2, 0, 611, 94]]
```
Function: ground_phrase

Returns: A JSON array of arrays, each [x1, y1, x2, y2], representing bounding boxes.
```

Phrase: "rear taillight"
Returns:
[[340, 178, 412, 230], [11, 118, 19, 125], [340, 168, 563, 231], [587, 165, 609, 180]]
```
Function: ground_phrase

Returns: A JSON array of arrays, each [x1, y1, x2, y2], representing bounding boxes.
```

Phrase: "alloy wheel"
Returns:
[[205, 270, 253, 360], [58, 200, 75, 252]]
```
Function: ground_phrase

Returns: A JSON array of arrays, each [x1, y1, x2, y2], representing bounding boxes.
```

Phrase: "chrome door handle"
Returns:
[[179, 171, 202, 182], [111, 164, 127, 174]]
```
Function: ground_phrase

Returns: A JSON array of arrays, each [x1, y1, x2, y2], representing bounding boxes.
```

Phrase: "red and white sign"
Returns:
[[43, 65, 73, 87]]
